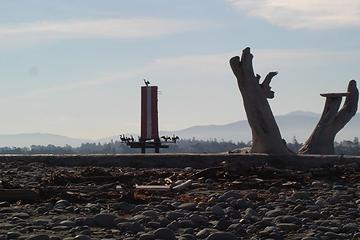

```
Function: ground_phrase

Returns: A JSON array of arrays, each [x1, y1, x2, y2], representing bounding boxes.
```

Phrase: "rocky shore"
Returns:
[[0, 159, 359, 240]]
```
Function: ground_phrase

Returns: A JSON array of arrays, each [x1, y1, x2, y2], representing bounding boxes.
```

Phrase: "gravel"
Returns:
[[0, 161, 359, 239]]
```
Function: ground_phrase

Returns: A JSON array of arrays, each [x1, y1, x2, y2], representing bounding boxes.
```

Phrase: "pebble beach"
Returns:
[[0, 159, 360, 240]]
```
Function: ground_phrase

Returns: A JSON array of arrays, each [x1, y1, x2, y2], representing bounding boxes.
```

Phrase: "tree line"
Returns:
[[0, 138, 248, 154], [0, 137, 359, 155]]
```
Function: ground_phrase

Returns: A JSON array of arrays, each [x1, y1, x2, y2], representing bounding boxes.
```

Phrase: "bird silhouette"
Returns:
[[144, 79, 150, 86], [120, 135, 127, 142], [172, 135, 180, 143], [161, 136, 171, 142]]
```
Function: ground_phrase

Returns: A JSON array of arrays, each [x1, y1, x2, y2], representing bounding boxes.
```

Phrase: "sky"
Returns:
[[0, 0, 360, 139]]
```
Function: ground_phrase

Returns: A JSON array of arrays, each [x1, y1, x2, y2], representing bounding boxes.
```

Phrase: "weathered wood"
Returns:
[[135, 180, 193, 191], [190, 166, 223, 179], [320, 92, 349, 98], [0, 189, 39, 202], [230, 47, 292, 154], [135, 185, 171, 191], [172, 180, 192, 191], [299, 80, 358, 154]]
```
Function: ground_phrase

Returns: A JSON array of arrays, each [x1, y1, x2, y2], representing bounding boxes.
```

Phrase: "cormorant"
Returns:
[[144, 79, 150, 86]]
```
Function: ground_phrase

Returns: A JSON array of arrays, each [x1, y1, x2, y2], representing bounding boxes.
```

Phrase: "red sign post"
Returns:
[[121, 83, 177, 153], [141, 86, 159, 141]]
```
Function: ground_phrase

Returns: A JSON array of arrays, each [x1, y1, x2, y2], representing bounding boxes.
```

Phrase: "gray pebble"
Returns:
[[206, 232, 238, 240], [73, 235, 92, 240], [59, 220, 76, 227], [112, 202, 134, 212], [276, 223, 300, 231], [27, 235, 50, 240], [265, 208, 285, 217], [178, 203, 197, 211], [7, 232, 21, 239], [210, 205, 225, 216], [196, 228, 218, 238], [94, 213, 116, 228], [153, 227, 176, 240], [0, 202, 10, 208], [138, 233, 155, 240], [179, 234, 197, 240], [274, 215, 300, 224], [342, 223, 358, 233], [218, 191, 241, 202]]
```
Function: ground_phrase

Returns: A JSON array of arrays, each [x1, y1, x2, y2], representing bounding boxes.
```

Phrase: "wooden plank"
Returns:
[[135, 185, 171, 191]]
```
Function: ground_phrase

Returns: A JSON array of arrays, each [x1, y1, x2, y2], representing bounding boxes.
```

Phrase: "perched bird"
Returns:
[[144, 79, 150, 86], [120, 135, 127, 142], [161, 136, 171, 142], [172, 135, 180, 143]]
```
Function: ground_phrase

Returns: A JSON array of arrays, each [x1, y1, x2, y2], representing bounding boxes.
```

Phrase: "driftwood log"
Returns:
[[299, 80, 358, 154], [230, 47, 292, 154]]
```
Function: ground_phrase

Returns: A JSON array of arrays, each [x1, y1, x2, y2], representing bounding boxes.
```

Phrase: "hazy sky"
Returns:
[[0, 0, 360, 139]]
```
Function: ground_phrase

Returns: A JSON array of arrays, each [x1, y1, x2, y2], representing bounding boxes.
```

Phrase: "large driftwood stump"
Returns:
[[299, 80, 358, 154], [230, 47, 292, 154]]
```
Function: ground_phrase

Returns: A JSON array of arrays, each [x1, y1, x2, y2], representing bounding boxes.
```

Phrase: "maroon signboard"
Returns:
[[141, 86, 159, 141]]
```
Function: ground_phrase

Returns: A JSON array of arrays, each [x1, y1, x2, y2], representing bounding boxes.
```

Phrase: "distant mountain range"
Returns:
[[0, 133, 88, 148], [0, 111, 359, 147], [161, 111, 359, 143]]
